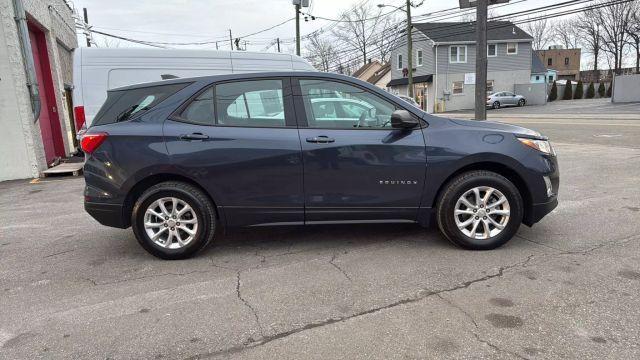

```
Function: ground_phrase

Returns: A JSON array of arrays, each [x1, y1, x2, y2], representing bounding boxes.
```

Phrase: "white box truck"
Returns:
[[72, 48, 315, 128]]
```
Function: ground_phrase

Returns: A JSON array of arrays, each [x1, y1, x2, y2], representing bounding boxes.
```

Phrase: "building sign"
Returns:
[[464, 72, 476, 84]]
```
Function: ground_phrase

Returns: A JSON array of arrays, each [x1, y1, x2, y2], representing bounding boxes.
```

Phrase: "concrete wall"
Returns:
[[612, 74, 640, 103], [515, 83, 547, 105], [0, 0, 77, 181], [434, 69, 531, 112]]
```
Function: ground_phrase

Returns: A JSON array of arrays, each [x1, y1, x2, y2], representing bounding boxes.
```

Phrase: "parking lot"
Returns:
[[1, 100, 640, 359]]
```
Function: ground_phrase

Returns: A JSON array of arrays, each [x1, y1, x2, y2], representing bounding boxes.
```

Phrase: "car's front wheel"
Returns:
[[518, 99, 526, 107], [492, 101, 501, 109], [131, 181, 217, 259], [436, 170, 523, 250]]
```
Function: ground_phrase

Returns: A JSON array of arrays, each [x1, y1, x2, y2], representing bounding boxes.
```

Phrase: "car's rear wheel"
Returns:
[[132, 181, 217, 259], [518, 99, 526, 107], [492, 101, 500, 109], [436, 170, 523, 250]]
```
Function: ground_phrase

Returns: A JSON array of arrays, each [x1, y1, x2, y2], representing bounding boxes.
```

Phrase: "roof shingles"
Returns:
[[413, 21, 533, 43]]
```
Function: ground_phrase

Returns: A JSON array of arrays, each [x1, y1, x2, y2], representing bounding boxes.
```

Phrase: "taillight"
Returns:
[[81, 132, 108, 154], [74, 106, 86, 130]]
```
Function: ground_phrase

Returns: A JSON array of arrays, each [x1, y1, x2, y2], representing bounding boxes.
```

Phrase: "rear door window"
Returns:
[[92, 83, 188, 126], [215, 79, 286, 127]]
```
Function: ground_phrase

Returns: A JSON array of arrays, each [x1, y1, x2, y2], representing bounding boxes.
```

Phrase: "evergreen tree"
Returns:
[[586, 82, 595, 99], [548, 81, 558, 101], [606, 82, 612, 97], [574, 80, 584, 99], [598, 82, 606, 97], [562, 80, 573, 100]]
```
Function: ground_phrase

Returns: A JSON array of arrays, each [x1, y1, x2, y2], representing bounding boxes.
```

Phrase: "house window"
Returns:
[[487, 44, 497, 57], [548, 75, 554, 83], [452, 81, 464, 94], [486, 80, 494, 93], [564, 57, 569, 66], [506, 42, 518, 55], [449, 46, 467, 63], [397, 54, 403, 70], [416, 50, 423, 66], [548, 58, 552, 66], [535, 75, 540, 81]]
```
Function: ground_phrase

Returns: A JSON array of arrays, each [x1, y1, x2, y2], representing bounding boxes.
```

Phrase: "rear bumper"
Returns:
[[524, 196, 558, 226], [85, 201, 128, 228]]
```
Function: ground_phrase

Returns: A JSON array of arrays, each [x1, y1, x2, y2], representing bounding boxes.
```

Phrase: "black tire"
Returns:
[[518, 99, 526, 107], [493, 101, 500, 109], [131, 181, 217, 259], [436, 170, 523, 250]]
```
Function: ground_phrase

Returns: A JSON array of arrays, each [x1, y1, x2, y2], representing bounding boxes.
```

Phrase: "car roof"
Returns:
[[110, 71, 367, 92]]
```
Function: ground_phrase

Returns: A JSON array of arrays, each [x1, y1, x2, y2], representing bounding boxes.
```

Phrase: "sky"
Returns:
[[73, 0, 564, 52]]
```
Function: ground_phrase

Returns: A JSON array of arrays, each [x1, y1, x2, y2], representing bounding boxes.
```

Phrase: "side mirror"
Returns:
[[391, 110, 419, 129]]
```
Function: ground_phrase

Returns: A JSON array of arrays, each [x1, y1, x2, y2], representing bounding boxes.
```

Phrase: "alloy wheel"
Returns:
[[143, 197, 199, 249], [454, 186, 510, 240]]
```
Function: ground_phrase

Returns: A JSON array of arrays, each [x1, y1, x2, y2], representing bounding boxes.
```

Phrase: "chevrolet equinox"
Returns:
[[82, 72, 559, 259]]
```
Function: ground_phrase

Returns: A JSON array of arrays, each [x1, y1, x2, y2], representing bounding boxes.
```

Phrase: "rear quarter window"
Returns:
[[92, 83, 189, 126]]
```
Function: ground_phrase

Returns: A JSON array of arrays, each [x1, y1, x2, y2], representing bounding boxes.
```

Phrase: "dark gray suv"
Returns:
[[82, 72, 559, 259]]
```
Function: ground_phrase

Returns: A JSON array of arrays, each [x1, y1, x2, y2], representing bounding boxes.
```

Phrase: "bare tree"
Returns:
[[332, 3, 386, 65], [593, 0, 635, 74], [523, 18, 552, 50], [304, 33, 338, 72], [551, 18, 581, 49], [625, 3, 640, 73], [98, 37, 121, 48], [371, 14, 402, 63], [576, 10, 603, 73]]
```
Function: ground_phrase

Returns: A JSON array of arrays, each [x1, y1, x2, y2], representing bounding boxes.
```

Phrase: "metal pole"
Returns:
[[295, 4, 301, 56], [475, 0, 488, 120], [277, 38, 281, 52], [215, 41, 218, 50], [229, 29, 233, 50], [83, 8, 91, 47], [406, 0, 413, 99]]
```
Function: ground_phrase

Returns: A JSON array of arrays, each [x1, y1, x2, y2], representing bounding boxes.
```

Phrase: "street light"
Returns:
[[378, 1, 419, 99]]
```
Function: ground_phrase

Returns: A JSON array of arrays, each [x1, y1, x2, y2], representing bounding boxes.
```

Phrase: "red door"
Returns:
[[28, 22, 65, 164]]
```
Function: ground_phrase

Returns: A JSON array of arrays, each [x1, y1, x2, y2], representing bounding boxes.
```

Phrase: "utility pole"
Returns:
[[277, 38, 281, 52], [475, 0, 488, 120], [295, 3, 301, 56], [406, 0, 413, 99], [229, 29, 233, 50], [83, 8, 91, 47]]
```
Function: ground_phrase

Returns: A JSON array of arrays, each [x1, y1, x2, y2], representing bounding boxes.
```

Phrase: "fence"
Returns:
[[612, 74, 640, 103], [515, 83, 547, 106]]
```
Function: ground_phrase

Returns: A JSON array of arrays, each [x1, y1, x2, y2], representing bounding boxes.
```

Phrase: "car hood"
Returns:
[[447, 118, 545, 139]]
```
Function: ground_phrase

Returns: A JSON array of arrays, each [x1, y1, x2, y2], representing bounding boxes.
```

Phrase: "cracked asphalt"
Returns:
[[1, 106, 640, 359]]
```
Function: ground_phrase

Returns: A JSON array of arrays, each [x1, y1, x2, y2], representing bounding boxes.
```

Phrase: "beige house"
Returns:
[[351, 61, 391, 90]]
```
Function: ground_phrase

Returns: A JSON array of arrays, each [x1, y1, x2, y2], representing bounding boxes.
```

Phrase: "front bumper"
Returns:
[[525, 196, 558, 226], [85, 201, 128, 228]]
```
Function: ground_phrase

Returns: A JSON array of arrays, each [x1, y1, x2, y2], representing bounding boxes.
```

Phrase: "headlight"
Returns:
[[517, 137, 554, 155]]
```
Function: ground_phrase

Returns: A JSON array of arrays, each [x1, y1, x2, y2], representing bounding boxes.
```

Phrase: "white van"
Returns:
[[72, 48, 315, 127]]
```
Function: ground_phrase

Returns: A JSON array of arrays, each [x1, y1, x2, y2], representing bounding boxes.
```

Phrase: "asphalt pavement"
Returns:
[[1, 99, 639, 359]]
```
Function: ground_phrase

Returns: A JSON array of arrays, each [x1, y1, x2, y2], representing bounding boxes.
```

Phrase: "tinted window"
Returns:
[[93, 83, 188, 126], [215, 80, 285, 127], [299, 79, 396, 129], [180, 87, 214, 125]]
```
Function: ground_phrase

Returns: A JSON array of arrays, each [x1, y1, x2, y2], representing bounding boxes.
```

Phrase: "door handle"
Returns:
[[306, 136, 335, 144], [179, 133, 209, 141]]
